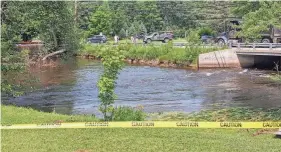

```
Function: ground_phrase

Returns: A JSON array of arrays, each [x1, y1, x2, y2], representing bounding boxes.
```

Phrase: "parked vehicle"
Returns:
[[215, 19, 243, 46], [215, 19, 281, 46], [88, 35, 107, 43], [143, 31, 173, 43], [201, 35, 214, 44], [135, 33, 145, 39]]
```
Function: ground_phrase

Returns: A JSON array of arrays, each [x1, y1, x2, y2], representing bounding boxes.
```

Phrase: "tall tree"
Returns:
[[128, 24, 136, 36], [237, 1, 281, 39], [1, 1, 80, 96], [231, 1, 261, 18], [77, 1, 102, 30], [111, 8, 127, 35], [1, 1, 79, 54], [119, 28, 126, 39], [139, 22, 147, 34], [195, 1, 234, 32], [88, 2, 113, 36], [135, 1, 164, 32]]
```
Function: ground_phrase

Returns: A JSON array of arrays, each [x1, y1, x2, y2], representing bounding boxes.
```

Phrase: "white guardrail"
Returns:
[[230, 43, 281, 49]]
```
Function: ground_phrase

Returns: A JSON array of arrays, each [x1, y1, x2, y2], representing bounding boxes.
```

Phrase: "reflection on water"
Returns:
[[2, 58, 281, 117]]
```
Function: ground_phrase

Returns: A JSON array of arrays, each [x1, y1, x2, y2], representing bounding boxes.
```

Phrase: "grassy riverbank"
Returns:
[[2, 106, 281, 152], [1, 106, 98, 124], [3, 106, 281, 124], [150, 107, 281, 121], [271, 74, 281, 82], [79, 43, 224, 65]]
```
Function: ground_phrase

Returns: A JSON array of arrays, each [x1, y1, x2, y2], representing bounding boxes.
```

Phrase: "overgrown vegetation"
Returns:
[[1, 105, 98, 124], [2, 105, 281, 124], [233, 1, 281, 40], [1, 1, 80, 54], [78, 1, 234, 38], [96, 45, 147, 121], [80, 43, 224, 64], [112, 106, 146, 121], [1, 1, 81, 96], [150, 107, 281, 121], [97, 45, 146, 121], [271, 62, 281, 82], [97, 45, 125, 120], [1, 49, 30, 96]]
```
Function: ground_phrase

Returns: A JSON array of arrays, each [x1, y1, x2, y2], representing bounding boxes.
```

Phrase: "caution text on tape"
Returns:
[[1, 121, 281, 129]]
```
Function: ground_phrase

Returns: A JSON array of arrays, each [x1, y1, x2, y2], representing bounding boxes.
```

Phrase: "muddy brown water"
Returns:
[[2, 58, 281, 117]]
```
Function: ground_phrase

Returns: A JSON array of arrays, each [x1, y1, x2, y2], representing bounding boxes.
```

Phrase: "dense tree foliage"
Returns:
[[1, 1, 79, 95], [88, 2, 113, 36], [1, 1, 79, 54], [77, 1, 236, 38], [232, 1, 281, 39], [2, 1, 280, 50]]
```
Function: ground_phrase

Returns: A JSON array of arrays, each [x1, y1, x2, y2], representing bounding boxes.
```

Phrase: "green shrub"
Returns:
[[113, 106, 146, 121], [159, 48, 186, 63], [80, 43, 104, 57], [151, 107, 281, 121], [79, 43, 224, 64], [98, 45, 125, 120], [185, 45, 222, 61], [143, 45, 162, 60], [119, 28, 126, 39], [186, 29, 201, 44], [197, 27, 215, 36]]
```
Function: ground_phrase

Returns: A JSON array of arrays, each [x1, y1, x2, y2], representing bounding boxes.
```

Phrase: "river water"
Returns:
[[2, 58, 281, 117]]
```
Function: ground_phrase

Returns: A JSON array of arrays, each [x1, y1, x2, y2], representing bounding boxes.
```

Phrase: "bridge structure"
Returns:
[[234, 43, 281, 56], [198, 43, 281, 69]]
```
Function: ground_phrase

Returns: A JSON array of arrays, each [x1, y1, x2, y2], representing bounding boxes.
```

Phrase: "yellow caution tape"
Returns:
[[1, 121, 281, 129]]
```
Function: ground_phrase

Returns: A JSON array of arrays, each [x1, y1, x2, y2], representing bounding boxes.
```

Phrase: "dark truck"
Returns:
[[143, 31, 173, 43], [216, 19, 281, 45]]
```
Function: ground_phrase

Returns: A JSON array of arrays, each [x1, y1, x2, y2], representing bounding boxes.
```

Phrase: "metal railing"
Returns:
[[230, 43, 281, 50]]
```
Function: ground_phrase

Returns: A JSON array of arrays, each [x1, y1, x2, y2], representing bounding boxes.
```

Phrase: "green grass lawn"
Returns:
[[2, 128, 280, 152], [271, 74, 281, 82], [1, 105, 98, 124], [1, 105, 281, 152]]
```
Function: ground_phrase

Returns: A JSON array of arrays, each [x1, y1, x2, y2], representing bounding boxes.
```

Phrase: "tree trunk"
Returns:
[[42, 49, 66, 61], [51, 28, 58, 49]]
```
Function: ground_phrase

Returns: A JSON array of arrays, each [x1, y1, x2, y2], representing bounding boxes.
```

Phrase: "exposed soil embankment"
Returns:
[[27, 54, 62, 68], [76, 54, 197, 69]]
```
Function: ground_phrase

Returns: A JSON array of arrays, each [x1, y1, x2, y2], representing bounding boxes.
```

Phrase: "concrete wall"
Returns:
[[199, 49, 253, 68], [237, 55, 255, 68], [198, 49, 281, 69]]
